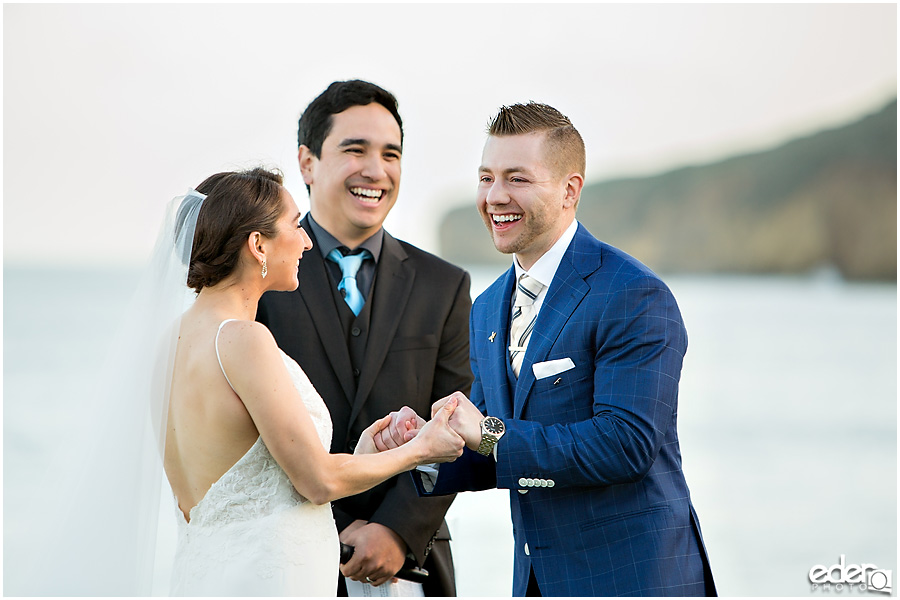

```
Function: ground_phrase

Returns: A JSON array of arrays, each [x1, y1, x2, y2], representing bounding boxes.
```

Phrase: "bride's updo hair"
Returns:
[[187, 167, 285, 292]]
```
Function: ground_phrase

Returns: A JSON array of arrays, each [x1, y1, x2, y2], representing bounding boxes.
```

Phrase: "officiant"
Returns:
[[256, 79, 472, 595]]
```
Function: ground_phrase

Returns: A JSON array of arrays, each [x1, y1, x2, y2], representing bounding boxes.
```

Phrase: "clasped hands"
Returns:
[[340, 393, 480, 587], [372, 392, 485, 454]]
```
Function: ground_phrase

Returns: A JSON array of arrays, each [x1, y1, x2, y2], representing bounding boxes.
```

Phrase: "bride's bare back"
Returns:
[[164, 306, 259, 521], [158, 167, 464, 594], [164, 301, 466, 532]]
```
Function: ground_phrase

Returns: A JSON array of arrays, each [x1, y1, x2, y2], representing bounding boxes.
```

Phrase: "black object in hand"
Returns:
[[339, 542, 430, 584]]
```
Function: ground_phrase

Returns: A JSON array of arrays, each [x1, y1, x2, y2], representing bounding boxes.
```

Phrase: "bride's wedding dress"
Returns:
[[170, 320, 339, 596]]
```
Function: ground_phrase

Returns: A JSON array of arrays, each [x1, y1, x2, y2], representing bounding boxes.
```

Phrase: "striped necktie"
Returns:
[[509, 274, 545, 377], [327, 248, 371, 316]]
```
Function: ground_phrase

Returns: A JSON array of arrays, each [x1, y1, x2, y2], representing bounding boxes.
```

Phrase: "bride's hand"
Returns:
[[354, 415, 393, 455], [373, 406, 426, 452], [409, 396, 465, 464]]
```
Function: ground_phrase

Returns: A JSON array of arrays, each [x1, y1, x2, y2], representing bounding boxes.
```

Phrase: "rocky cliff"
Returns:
[[440, 99, 897, 281]]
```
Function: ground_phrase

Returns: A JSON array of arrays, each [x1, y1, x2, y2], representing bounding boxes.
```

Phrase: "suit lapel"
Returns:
[[348, 233, 414, 426], [296, 216, 355, 405], [484, 266, 517, 420], [513, 225, 599, 419]]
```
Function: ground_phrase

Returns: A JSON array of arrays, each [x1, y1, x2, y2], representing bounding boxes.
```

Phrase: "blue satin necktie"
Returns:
[[327, 248, 371, 316]]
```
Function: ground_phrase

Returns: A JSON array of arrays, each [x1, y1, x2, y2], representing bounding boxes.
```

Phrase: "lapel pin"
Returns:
[[553, 378, 562, 386], [489, 332, 497, 343]]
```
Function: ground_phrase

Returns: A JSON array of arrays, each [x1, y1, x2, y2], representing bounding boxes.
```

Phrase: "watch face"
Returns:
[[484, 417, 504, 435]]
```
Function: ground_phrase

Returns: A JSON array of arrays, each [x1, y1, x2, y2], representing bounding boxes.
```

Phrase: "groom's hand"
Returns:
[[373, 406, 425, 451], [339, 521, 406, 587], [432, 392, 484, 451]]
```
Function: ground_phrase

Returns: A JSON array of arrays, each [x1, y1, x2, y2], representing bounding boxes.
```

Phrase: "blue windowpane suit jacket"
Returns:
[[414, 224, 716, 596]]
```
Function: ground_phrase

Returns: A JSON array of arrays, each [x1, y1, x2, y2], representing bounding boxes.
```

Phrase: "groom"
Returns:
[[383, 102, 716, 596], [256, 80, 471, 595]]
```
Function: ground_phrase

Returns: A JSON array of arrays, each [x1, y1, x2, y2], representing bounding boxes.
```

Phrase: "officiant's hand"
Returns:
[[339, 520, 406, 587], [373, 406, 426, 451], [432, 391, 484, 451]]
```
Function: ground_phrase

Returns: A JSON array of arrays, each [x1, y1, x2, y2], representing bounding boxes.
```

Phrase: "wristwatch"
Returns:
[[477, 416, 506, 456]]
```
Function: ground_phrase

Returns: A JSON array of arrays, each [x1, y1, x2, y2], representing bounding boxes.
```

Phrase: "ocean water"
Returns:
[[3, 265, 897, 596]]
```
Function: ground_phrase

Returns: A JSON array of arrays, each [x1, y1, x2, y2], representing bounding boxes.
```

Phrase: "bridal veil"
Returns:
[[20, 191, 204, 594]]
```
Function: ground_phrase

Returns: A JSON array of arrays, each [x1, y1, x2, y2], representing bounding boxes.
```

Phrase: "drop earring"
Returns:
[[261, 259, 268, 279]]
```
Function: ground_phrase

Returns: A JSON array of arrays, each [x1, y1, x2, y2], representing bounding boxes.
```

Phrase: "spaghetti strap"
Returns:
[[215, 319, 239, 392]]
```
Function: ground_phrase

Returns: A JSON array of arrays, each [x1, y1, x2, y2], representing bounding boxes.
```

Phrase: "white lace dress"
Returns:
[[170, 336, 339, 596]]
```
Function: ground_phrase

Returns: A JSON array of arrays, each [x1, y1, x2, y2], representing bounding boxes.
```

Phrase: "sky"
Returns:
[[3, 3, 897, 266]]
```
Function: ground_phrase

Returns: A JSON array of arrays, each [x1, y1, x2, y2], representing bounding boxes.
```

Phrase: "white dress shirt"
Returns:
[[512, 219, 579, 319]]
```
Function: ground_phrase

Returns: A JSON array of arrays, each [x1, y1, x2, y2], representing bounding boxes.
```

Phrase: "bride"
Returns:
[[21, 167, 460, 596], [159, 167, 465, 595]]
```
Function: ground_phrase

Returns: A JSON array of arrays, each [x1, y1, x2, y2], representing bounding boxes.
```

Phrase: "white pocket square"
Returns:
[[533, 357, 575, 380]]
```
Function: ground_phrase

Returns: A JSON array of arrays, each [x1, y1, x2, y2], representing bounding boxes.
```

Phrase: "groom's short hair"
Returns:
[[298, 80, 404, 158], [487, 102, 586, 179]]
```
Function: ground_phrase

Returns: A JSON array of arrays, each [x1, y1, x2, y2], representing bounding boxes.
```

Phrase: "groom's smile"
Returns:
[[490, 212, 523, 228], [476, 132, 574, 269]]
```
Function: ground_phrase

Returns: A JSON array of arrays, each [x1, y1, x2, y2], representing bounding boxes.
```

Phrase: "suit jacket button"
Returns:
[[518, 490, 528, 495], [348, 439, 358, 452], [524, 543, 530, 556], [353, 368, 360, 377], [351, 327, 361, 336], [518, 477, 528, 487], [547, 480, 555, 487], [539, 479, 548, 487]]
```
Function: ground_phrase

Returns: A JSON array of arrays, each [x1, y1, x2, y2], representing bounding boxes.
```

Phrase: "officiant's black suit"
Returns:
[[257, 216, 473, 596]]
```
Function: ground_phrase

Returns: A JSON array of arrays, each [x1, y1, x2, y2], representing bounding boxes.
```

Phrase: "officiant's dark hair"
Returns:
[[187, 167, 285, 292], [297, 80, 403, 192]]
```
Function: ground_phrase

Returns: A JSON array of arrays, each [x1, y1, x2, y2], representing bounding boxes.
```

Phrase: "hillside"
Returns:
[[439, 99, 897, 281]]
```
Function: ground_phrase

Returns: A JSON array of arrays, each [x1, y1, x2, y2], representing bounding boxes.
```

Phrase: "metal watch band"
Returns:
[[477, 434, 498, 456]]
